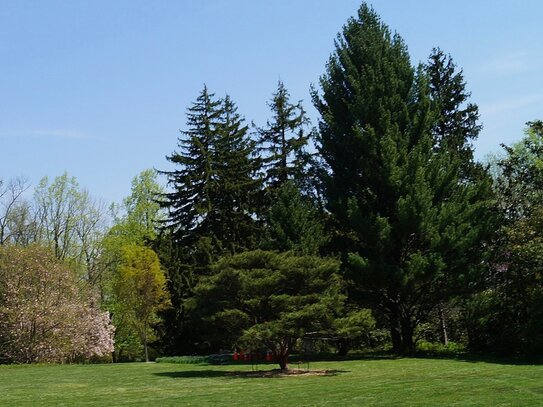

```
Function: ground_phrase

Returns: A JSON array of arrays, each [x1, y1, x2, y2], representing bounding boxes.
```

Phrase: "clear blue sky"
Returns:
[[1, 0, 542, 205]]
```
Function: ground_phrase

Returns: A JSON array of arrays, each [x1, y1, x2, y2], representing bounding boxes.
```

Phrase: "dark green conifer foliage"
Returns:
[[214, 95, 262, 253], [426, 48, 482, 178], [264, 180, 328, 255], [256, 81, 311, 191], [160, 86, 222, 254], [160, 87, 260, 261], [313, 3, 493, 353], [424, 49, 490, 343], [313, 4, 414, 230], [256, 82, 327, 248], [191, 250, 344, 368], [158, 88, 261, 354]]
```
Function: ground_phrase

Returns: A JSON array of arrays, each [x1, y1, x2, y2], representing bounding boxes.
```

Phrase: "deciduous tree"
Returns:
[[113, 244, 169, 362], [0, 245, 114, 363]]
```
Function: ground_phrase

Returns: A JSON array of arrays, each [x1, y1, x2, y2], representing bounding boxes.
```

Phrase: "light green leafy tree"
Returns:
[[113, 244, 169, 362], [103, 169, 167, 361]]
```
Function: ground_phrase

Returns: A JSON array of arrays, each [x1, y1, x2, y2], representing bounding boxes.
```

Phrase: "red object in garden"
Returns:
[[266, 352, 272, 362], [233, 351, 238, 361]]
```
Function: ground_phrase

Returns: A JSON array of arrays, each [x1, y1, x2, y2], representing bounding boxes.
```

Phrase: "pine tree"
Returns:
[[313, 3, 493, 353], [312, 4, 414, 232], [426, 48, 482, 178], [192, 250, 344, 367]]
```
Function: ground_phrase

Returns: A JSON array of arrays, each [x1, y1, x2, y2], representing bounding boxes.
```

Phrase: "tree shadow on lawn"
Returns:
[[410, 352, 543, 366], [455, 353, 543, 366], [154, 369, 349, 379]]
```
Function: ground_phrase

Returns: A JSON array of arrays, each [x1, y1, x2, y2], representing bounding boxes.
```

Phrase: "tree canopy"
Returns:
[[192, 250, 346, 369], [0, 245, 114, 363], [313, 3, 494, 352]]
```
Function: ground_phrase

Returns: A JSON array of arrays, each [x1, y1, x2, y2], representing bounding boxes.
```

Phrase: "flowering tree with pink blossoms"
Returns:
[[0, 245, 114, 363]]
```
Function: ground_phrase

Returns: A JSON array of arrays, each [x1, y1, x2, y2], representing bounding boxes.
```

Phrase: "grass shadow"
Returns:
[[154, 368, 349, 379], [408, 351, 543, 366], [451, 353, 543, 366], [155, 370, 230, 379]]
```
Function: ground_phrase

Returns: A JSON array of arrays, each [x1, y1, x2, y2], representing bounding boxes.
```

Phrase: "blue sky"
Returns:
[[1, 0, 542, 205]]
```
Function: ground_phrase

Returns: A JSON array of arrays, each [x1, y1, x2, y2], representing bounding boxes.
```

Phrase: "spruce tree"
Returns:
[[256, 81, 311, 191], [313, 3, 493, 353], [160, 87, 260, 261], [158, 88, 262, 354], [160, 86, 222, 256], [424, 49, 491, 343], [214, 95, 262, 253], [256, 82, 327, 254], [264, 180, 328, 255]]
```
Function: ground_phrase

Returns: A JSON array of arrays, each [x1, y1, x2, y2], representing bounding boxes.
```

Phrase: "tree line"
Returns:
[[1, 3, 542, 367]]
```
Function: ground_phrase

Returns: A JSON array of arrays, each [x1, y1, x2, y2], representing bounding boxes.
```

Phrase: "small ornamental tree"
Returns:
[[194, 250, 345, 370], [0, 245, 114, 363]]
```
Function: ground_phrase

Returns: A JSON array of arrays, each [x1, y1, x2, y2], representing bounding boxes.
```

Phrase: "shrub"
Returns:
[[416, 340, 466, 355]]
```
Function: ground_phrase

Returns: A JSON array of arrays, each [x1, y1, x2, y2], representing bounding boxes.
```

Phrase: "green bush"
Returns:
[[416, 340, 466, 355], [155, 356, 211, 364], [155, 354, 234, 365]]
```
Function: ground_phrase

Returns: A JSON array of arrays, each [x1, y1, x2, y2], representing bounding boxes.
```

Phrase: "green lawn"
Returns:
[[2, 357, 543, 406]]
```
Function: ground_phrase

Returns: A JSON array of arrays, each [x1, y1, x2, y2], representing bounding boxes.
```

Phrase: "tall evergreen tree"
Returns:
[[158, 87, 261, 354], [313, 3, 493, 353], [160, 87, 260, 262], [256, 82, 328, 256], [159, 86, 222, 258], [256, 81, 311, 191], [264, 180, 328, 255], [426, 48, 482, 178], [214, 96, 262, 253], [424, 49, 488, 343]]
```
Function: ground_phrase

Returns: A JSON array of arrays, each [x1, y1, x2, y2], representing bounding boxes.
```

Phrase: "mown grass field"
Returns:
[[2, 356, 543, 406]]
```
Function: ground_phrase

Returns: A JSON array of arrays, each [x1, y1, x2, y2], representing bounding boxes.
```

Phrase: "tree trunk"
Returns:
[[277, 353, 289, 370], [389, 309, 403, 353], [438, 304, 449, 346], [144, 330, 149, 362], [336, 339, 349, 356], [400, 318, 415, 354]]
